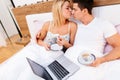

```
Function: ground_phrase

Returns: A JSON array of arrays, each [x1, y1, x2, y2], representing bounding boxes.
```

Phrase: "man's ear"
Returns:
[[82, 8, 88, 14]]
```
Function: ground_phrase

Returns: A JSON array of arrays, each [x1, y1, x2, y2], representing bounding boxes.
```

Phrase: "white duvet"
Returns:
[[65, 46, 120, 80], [0, 43, 120, 80], [0, 43, 63, 80]]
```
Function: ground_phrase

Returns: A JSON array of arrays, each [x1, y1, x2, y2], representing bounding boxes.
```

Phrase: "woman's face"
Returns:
[[61, 1, 72, 19]]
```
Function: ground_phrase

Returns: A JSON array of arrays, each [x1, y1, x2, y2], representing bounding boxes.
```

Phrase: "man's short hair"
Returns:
[[73, 0, 94, 14]]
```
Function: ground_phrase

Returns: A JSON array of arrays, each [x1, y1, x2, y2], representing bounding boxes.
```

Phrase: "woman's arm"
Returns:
[[37, 21, 50, 50], [69, 21, 77, 46]]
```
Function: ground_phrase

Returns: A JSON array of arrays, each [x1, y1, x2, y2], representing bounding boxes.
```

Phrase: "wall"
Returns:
[[93, 4, 120, 25], [0, 0, 18, 39], [0, 23, 6, 46]]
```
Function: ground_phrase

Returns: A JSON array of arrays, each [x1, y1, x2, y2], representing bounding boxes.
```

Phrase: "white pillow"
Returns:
[[26, 12, 52, 43]]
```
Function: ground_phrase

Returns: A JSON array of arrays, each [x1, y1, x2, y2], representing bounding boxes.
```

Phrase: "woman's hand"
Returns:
[[56, 36, 72, 48], [43, 43, 51, 51], [57, 36, 68, 46]]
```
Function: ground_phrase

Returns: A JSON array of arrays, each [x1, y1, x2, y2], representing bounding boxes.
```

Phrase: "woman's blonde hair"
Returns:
[[52, 0, 71, 27]]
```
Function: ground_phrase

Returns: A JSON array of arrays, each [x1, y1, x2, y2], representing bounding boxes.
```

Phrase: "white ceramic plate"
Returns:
[[78, 52, 96, 65], [50, 44, 63, 51]]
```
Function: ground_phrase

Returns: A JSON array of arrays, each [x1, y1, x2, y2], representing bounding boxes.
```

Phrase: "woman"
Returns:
[[0, 0, 77, 80], [37, 0, 77, 51]]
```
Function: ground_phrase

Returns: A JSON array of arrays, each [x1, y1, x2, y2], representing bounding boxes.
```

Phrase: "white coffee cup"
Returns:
[[78, 50, 96, 65]]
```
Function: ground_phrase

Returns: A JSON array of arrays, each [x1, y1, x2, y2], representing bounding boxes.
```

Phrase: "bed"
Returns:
[[0, 3, 120, 80]]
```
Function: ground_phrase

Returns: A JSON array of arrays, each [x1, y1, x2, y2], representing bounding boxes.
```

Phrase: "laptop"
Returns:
[[26, 55, 80, 80]]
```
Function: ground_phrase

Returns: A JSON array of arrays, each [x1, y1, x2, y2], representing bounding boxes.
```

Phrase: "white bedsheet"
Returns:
[[0, 43, 120, 80], [0, 43, 63, 80], [65, 46, 120, 80]]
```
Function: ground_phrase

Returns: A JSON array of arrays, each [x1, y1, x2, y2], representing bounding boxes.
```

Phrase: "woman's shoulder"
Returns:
[[69, 21, 77, 28]]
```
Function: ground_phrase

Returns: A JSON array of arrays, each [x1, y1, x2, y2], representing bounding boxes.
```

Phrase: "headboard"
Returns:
[[12, 0, 120, 37], [94, 0, 120, 6]]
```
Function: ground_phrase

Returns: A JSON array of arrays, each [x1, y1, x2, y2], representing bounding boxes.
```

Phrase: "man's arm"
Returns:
[[90, 33, 120, 67], [102, 33, 120, 62]]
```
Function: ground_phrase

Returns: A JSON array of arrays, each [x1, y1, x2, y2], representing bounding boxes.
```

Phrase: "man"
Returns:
[[64, 0, 120, 80], [72, 0, 120, 66]]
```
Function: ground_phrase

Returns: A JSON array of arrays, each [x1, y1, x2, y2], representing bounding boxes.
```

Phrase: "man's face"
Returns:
[[72, 3, 84, 20]]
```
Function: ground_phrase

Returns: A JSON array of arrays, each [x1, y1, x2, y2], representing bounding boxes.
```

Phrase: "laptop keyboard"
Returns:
[[48, 60, 69, 80]]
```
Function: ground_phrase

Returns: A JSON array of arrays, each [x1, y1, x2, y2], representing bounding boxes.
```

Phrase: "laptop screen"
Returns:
[[26, 58, 53, 80]]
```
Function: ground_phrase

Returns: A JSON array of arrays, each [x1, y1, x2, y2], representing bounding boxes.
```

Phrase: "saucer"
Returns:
[[78, 52, 96, 65], [50, 44, 63, 51]]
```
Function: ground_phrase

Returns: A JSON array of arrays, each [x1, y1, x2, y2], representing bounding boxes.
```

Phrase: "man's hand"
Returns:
[[89, 57, 105, 67]]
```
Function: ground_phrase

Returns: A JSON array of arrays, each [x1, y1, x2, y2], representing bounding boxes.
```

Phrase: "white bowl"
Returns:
[[50, 44, 63, 51]]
